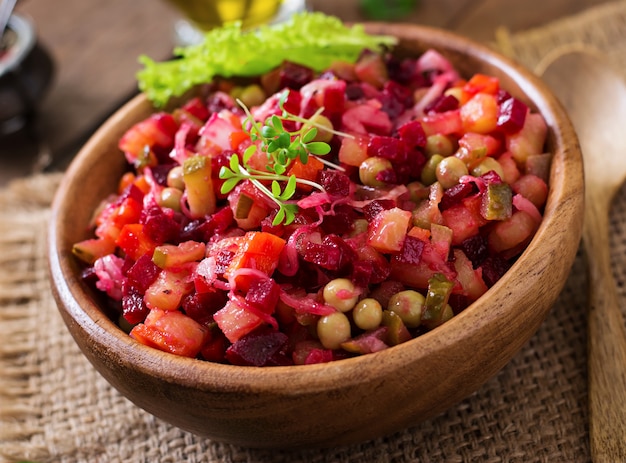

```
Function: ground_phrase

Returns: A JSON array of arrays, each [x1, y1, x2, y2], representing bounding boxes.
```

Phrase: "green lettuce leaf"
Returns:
[[137, 12, 397, 107]]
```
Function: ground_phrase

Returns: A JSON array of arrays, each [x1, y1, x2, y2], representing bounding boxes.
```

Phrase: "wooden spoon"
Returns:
[[541, 49, 626, 461]]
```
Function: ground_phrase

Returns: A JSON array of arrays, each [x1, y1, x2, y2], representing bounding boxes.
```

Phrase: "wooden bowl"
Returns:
[[47, 23, 583, 449]]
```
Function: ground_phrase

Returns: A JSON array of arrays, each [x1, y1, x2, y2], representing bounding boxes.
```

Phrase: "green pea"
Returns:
[[421, 154, 444, 185], [436, 156, 468, 189]]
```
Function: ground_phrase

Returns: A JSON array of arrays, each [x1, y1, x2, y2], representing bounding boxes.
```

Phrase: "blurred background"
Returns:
[[0, 0, 614, 186]]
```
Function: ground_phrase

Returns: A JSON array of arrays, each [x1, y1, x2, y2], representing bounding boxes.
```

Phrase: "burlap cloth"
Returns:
[[3, 2, 626, 461]]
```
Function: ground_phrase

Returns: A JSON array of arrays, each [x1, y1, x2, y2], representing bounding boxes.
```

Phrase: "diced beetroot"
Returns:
[[318, 169, 351, 197], [459, 233, 488, 268], [183, 290, 228, 325], [376, 168, 398, 184], [122, 287, 150, 325], [396, 235, 425, 265], [142, 205, 181, 245], [395, 147, 427, 184], [367, 135, 406, 163], [396, 119, 427, 148], [352, 244, 390, 285], [281, 87, 303, 116], [368, 280, 405, 308], [124, 253, 161, 293], [439, 181, 479, 211], [149, 163, 176, 187], [496, 89, 512, 104], [424, 94, 459, 114], [225, 329, 290, 366], [205, 91, 236, 114], [304, 348, 336, 364], [345, 83, 365, 100], [245, 277, 281, 314], [481, 255, 511, 287], [351, 260, 375, 288], [448, 293, 471, 315], [302, 234, 356, 272], [320, 79, 346, 115], [497, 97, 528, 134], [181, 96, 210, 122], [179, 206, 234, 242], [384, 56, 419, 86], [363, 199, 396, 221], [481, 169, 504, 185], [320, 204, 358, 235], [279, 61, 314, 90], [380, 80, 413, 118], [200, 325, 229, 363]]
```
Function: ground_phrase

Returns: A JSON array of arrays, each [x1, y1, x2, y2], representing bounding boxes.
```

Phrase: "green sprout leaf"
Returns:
[[216, 93, 353, 225]]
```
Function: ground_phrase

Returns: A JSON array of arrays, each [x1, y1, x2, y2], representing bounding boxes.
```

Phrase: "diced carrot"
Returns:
[[133, 174, 151, 195], [463, 73, 500, 96], [224, 231, 286, 290], [287, 156, 324, 192], [229, 130, 251, 151], [407, 226, 431, 241], [118, 172, 136, 194], [116, 223, 159, 261], [130, 309, 207, 358]]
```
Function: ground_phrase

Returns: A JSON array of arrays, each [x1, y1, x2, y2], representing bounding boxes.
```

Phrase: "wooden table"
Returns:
[[0, 0, 612, 185]]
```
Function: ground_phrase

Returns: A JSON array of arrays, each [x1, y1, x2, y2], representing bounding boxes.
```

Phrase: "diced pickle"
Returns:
[[234, 193, 254, 219], [381, 310, 412, 345], [183, 155, 216, 219], [422, 273, 454, 329], [481, 182, 513, 221]]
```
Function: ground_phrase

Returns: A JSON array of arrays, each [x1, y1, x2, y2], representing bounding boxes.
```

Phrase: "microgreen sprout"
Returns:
[[219, 90, 352, 226]]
